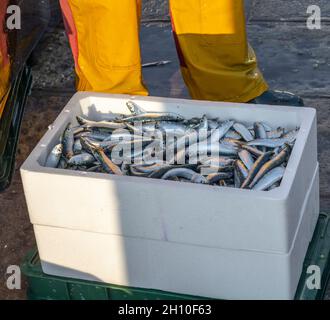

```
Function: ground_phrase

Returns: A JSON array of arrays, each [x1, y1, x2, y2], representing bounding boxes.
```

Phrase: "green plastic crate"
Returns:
[[21, 212, 330, 300], [0, 65, 32, 191]]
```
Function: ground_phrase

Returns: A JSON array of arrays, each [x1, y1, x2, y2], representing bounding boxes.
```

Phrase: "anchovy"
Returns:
[[233, 123, 254, 142], [94, 147, 123, 175], [247, 136, 296, 148], [238, 150, 254, 170], [225, 129, 242, 140], [208, 119, 220, 130], [45, 144, 63, 168], [161, 168, 207, 184], [210, 120, 235, 143], [57, 158, 67, 169], [199, 156, 235, 167], [77, 116, 126, 130], [187, 142, 238, 158], [73, 138, 83, 154], [156, 121, 187, 137], [67, 153, 96, 166], [282, 129, 299, 141], [126, 101, 145, 115], [234, 166, 245, 188], [118, 112, 185, 123], [235, 160, 249, 179], [148, 164, 197, 179], [254, 122, 267, 152], [252, 167, 285, 191], [86, 164, 102, 173], [62, 123, 74, 159], [81, 131, 110, 141], [249, 145, 291, 188], [267, 127, 285, 139], [241, 151, 274, 189], [207, 172, 233, 184], [240, 144, 264, 157]]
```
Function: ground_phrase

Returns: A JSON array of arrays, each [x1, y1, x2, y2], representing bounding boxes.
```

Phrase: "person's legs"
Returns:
[[0, 0, 10, 118], [169, 0, 268, 103], [60, 0, 147, 95]]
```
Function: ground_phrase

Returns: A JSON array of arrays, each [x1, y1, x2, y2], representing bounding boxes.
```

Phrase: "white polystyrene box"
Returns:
[[33, 164, 319, 300], [21, 92, 318, 254]]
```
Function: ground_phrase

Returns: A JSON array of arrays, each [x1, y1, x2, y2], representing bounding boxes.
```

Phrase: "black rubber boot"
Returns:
[[249, 90, 304, 107]]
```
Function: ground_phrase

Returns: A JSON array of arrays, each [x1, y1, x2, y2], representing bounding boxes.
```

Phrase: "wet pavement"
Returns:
[[1, 0, 330, 300]]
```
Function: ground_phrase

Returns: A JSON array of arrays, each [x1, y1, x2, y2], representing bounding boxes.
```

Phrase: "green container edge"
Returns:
[[21, 218, 330, 300]]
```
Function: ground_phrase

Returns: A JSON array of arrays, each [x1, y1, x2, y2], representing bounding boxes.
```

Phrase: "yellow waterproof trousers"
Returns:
[[60, 0, 268, 102], [0, 0, 10, 118]]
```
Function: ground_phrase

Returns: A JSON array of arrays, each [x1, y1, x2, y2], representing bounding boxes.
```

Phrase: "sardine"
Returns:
[[225, 129, 242, 140], [241, 151, 274, 189], [240, 144, 264, 157], [73, 139, 83, 154], [249, 145, 291, 188], [94, 147, 123, 175], [252, 167, 285, 191], [238, 150, 254, 170], [210, 120, 235, 143], [207, 172, 233, 184], [77, 116, 126, 130], [235, 160, 249, 179], [267, 127, 285, 139], [247, 136, 296, 148], [67, 153, 95, 166], [118, 112, 185, 123], [45, 144, 63, 168], [126, 101, 145, 115], [62, 123, 74, 159], [233, 123, 254, 142], [161, 168, 207, 184]]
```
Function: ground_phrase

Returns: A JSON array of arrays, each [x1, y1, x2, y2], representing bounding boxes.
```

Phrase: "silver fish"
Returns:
[[62, 123, 74, 159], [93, 147, 123, 175], [249, 145, 291, 188], [241, 151, 274, 189], [118, 112, 185, 123], [156, 121, 187, 137], [267, 127, 285, 139], [126, 101, 145, 115], [235, 160, 249, 179], [161, 168, 207, 184], [247, 136, 296, 148], [210, 120, 235, 143], [73, 139, 83, 154], [238, 150, 254, 170], [208, 119, 220, 130], [45, 144, 63, 168], [252, 167, 285, 191], [207, 172, 233, 184], [225, 129, 242, 140], [254, 122, 267, 152], [67, 153, 96, 166], [77, 116, 126, 130], [233, 123, 254, 142]]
